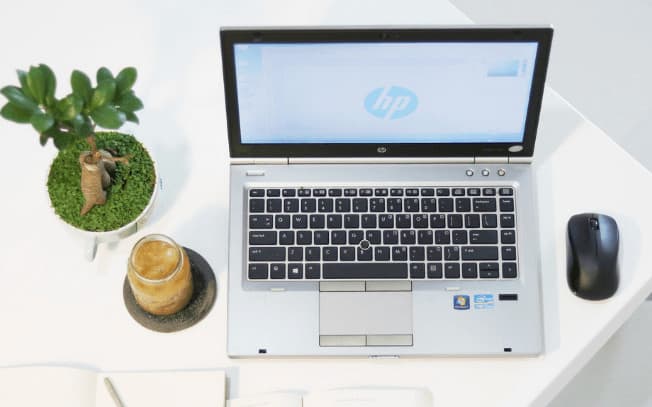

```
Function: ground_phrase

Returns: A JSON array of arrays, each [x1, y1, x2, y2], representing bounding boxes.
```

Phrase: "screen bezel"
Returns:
[[220, 27, 553, 158]]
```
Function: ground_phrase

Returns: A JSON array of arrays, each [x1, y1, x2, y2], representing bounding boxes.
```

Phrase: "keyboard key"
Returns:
[[292, 215, 308, 229], [421, 188, 435, 196], [282, 189, 296, 197], [501, 230, 516, 244], [378, 214, 393, 228], [392, 246, 408, 261], [500, 198, 515, 212], [313, 188, 327, 197], [430, 214, 446, 228], [301, 199, 316, 212], [374, 188, 388, 196], [439, 198, 454, 212], [276, 215, 290, 229], [327, 214, 342, 229], [298, 188, 311, 197], [390, 188, 404, 196], [250, 215, 273, 229], [362, 214, 378, 228], [344, 214, 360, 228], [357, 247, 373, 261], [352, 198, 368, 212], [479, 263, 500, 278], [249, 189, 264, 197], [288, 246, 303, 261], [349, 230, 364, 245], [344, 188, 357, 197], [249, 231, 277, 245], [396, 214, 411, 228], [455, 198, 471, 212], [418, 230, 433, 244], [323, 247, 338, 261], [328, 188, 342, 197], [452, 230, 468, 244], [445, 263, 460, 278], [461, 246, 499, 260], [306, 263, 321, 279], [248, 264, 268, 279], [335, 198, 351, 212], [370, 198, 385, 212], [501, 214, 515, 228], [427, 263, 443, 278], [499, 187, 514, 196], [427, 246, 443, 261], [448, 214, 463, 228], [503, 262, 518, 278], [374, 246, 390, 261], [404, 198, 419, 212], [435, 230, 450, 244], [297, 231, 312, 245], [331, 230, 347, 244], [482, 188, 496, 196], [410, 263, 426, 278], [465, 214, 481, 228], [473, 198, 496, 212], [359, 188, 373, 196], [387, 198, 403, 212], [413, 214, 428, 228], [323, 263, 408, 279], [366, 230, 381, 244], [310, 214, 325, 229], [339, 246, 356, 261], [467, 188, 481, 196], [267, 189, 280, 197], [279, 231, 294, 245], [306, 246, 320, 261], [284, 198, 299, 213], [502, 246, 517, 260], [383, 230, 399, 245], [267, 199, 282, 212], [270, 263, 286, 279], [405, 188, 419, 196], [482, 214, 498, 228], [288, 263, 303, 279], [318, 198, 333, 212], [462, 263, 478, 278], [421, 198, 437, 212], [400, 230, 416, 245], [249, 199, 265, 213], [314, 230, 329, 245], [249, 247, 285, 261], [445, 246, 460, 261], [470, 230, 498, 244], [409, 246, 425, 261], [436, 188, 450, 196], [452, 188, 465, 196]]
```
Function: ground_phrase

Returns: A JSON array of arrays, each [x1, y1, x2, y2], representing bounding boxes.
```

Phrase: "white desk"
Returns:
[[1, 1, 652, 406]]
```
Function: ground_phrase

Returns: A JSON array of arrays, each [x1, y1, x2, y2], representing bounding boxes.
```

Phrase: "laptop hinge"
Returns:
[[508, 156, 533, 164], [474, 156, 508, 164], [231, 158, 289, 165], [288, 157, 474, 164]]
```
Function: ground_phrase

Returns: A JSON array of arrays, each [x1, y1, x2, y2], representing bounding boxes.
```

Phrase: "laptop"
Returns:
[[221, 26, 553, 357]]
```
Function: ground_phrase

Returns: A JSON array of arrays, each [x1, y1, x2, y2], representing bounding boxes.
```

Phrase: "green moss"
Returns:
[[47, 132, 155, 232]]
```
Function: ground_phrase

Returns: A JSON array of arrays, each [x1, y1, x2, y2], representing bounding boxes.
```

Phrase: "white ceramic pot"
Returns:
[[51, 158, 160, 261]]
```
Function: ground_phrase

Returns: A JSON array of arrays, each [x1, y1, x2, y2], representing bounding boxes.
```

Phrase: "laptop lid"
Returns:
[[220, 26, 553, 159]]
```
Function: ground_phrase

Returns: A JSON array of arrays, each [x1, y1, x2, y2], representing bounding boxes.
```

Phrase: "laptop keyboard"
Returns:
[[246, 186, 518, 281]]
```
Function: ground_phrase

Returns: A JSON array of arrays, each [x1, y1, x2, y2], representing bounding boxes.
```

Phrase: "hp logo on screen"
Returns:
[[364, 86, 418, 120]]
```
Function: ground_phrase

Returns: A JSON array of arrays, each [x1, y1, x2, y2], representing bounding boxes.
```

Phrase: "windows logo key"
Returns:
[[364, 85, 418, 119]]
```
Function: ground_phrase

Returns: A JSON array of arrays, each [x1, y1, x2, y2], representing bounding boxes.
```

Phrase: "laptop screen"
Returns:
[[234, 42, 538, 145]]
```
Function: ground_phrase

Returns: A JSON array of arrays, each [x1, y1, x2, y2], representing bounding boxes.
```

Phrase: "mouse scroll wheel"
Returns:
[[590, 218, 600, 230]]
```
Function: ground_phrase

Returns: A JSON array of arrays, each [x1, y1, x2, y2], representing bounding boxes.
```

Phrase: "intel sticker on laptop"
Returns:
[[474, 294, 495, 310], [453, 295, 470, 310]]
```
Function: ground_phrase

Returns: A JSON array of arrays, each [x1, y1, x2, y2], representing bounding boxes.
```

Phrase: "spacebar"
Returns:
[[323, 263, 408, 279]]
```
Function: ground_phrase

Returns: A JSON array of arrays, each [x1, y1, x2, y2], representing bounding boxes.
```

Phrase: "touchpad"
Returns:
[[319, 291, 413, 346]]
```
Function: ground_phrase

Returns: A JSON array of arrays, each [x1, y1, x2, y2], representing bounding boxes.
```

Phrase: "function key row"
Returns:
[[249, 187, 514, 198]]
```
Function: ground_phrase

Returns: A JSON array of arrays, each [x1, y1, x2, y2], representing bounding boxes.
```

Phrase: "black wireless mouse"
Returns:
[[567, 213, 619, 300]]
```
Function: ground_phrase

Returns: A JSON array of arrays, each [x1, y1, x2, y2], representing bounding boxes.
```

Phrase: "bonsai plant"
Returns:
[[1, 64, 156, 237]]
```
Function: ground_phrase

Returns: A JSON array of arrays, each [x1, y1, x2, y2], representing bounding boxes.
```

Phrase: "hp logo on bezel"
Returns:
[[377, 146, 387, 154]]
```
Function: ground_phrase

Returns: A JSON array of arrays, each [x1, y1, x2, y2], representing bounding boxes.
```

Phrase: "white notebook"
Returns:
[[0, 366, 225, 407], [228, 388, 433, 407]]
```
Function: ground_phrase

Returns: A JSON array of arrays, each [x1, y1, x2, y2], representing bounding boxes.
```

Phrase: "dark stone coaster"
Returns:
[[123, 247, 216, 333]]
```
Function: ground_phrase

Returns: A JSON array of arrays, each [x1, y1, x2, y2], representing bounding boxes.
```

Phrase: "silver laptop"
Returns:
[[222, 26, 553, 357]]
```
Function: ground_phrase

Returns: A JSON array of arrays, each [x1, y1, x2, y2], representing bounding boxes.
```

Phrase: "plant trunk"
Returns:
[[79, 150, 116, 216]]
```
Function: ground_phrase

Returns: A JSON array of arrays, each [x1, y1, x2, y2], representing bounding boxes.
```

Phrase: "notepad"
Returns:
[[0, 366, 225, 407], [227, 387, 433, 407]]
